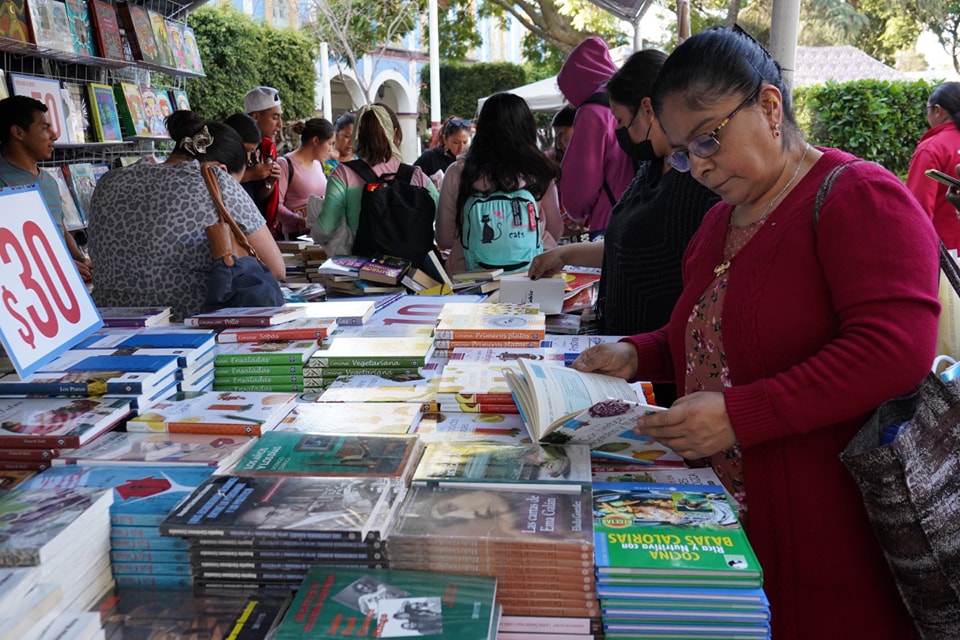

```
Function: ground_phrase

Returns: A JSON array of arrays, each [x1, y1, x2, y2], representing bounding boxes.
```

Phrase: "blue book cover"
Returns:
[[64, 354, 180, 378], [0, 369, 174, 396], [110, 549, 190, 564], [114, 574, 192, 588], [112, 561, 191, 576], [23, 465, 213, 526], [109, 535, 188, 551], [75, 331, 216, 356]]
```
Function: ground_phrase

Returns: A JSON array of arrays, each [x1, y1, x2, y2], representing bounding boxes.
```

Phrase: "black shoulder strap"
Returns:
[[580, 91, 610, 109], [283, 153, 295, 185], [344, 159, 380, 185], [813, 160, 862, 228], [601, 179, 616, 206], [396, 163, 415, 184]]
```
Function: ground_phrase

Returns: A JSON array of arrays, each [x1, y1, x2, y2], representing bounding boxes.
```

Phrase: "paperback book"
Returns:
[[89, 0, 124, 60], [40, 166, 85, 229], [309, 336, 434, 368], [434, 314, 546, 341], [114, 82, 151, 137], [414, 411, 532, 444], [286, 299, 376, 326], [86, 82, 122, 142], [413, 441, 591, 491], [317, 373, 439, 404], [60, 81, 90, 145], [275, 402, 422, 435], [0, 0, 31, 46], [117, 0, 160, 64], [129, 390, 297, 436], [216, 317, 336, 343], [214, 340, 320, 366], [159, 474, 399, 542], [61, 162, 96, 223], [62, 0, 94, 56], [21, 464, 215, 526], [98, 306, 171, 327], [592, 482, 761, 587], [184, 306, 306, 328], [52, 431, 257, 468], [228, 432, 422, 479], [0, 397, 132, 448], [0, 368, 174, 397], [357, 254, 411, 286], [274, 567, 498, 640]]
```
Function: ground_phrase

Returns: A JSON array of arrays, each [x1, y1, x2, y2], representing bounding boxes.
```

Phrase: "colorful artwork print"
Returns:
[[90, 0, 124, 60], [146, 10, 173, 67], [170, 89, 189, 111], [0, 0, 33, 44], [181, 26, 204, 75], [63, 0, 94, 56], [164, 19, 188, 70]]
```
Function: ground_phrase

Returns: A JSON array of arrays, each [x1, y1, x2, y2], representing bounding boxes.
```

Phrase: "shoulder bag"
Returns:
[[820, 160, 960, 638], [200, 164, 284, 312]]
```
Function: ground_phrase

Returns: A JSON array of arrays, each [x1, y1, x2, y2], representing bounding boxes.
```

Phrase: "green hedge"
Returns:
[[419, 62, 527, 121], [794, 78, 941, 178], [186, 6, 316, 121]]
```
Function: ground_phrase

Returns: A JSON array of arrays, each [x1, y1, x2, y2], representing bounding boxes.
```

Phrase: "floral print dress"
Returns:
[[684, 217, 768, 527]]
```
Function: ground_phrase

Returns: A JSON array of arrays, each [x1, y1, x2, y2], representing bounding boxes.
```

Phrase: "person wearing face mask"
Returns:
[[530, 49, 720, 406], [557, 37, 634, 237]]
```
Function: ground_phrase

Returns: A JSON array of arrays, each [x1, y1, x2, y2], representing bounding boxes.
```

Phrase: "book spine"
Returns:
[[110, 550, 190, 563], [305, 357, 426, 368], [213, 375, 304, 385], [497, 614, 604, 635], [434, 329, 545, 341], [111, 512, 165, 527], [302, 366, 417, 378], [186, 317, 272, 328], [433, 339, 543, 349], [114, 574, 192, 588], [0, 447, 58, 460], [419, 402, 519, 414], [0, 434, 81, 448], [158, 525, 374, 543], [165, 423, 264, 437], [215, 365, 302, 376], [214, 354, 307, 365], [110, 536, 189, 551], [0, 381, 93, 395], [212, 383, 303, 393], [0, 458, 50, 471], [112, 562, 191, 576], [217, 329, 326, 343], [334, 316, 366, 326]]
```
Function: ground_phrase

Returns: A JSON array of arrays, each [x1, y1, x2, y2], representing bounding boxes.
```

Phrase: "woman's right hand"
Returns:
[[571, 342, 638, 380], [529, 246, 567, 280]]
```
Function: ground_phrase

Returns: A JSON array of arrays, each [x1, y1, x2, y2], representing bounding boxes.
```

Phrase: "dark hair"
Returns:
[[354, 108, 392, 165], [223, 112, 261, 145], [930, 82, 960, 130], [293, 117, 335, 146], [651, 27, 796, 134], [430, 116, 470, 148], [334, 112, 355, 133], [607, 49, 668, 116], [374, 102, 402, 145], [456, 93, 560, 231], [167, 111, 247, 174], [0, 95, 47, 145], [551, 106, 576, 129]]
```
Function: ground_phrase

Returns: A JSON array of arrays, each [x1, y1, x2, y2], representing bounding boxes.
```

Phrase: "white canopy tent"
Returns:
[[475, 75, 566, 117]]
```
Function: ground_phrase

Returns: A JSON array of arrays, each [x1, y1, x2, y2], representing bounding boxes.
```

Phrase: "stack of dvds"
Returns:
[[212, 340, 321, 393], [386, 447, 598, 619], [591, 481, 771, 639]]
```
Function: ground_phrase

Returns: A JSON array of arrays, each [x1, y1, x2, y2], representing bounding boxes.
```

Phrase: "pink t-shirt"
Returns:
[[276, 154, 328, 235]]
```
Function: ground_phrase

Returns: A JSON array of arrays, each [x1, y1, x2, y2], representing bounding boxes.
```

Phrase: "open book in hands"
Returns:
[[503, 359, 684, 466]]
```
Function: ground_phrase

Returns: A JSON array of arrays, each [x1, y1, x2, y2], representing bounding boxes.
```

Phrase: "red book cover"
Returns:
[[89, 0, 123, 60]]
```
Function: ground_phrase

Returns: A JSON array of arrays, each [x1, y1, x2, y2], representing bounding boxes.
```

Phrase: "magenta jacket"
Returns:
[[557, 37, 634, 234]]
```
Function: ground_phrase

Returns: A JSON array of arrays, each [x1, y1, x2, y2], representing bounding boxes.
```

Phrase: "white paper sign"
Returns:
[[0, 185, 102, 377]]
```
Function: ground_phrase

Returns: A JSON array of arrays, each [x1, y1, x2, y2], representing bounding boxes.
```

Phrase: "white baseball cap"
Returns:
[[244, 86, 281, 113]]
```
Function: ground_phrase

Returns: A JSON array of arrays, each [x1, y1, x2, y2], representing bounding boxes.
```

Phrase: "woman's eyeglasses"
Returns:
[[667, 81, 762, 173]]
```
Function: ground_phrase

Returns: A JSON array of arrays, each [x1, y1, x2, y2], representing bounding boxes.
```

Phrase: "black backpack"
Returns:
[[346, 159, 436, 268]]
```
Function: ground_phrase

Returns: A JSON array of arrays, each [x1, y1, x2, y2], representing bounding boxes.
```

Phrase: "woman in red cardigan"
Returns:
[[574, 28, 940, 640]]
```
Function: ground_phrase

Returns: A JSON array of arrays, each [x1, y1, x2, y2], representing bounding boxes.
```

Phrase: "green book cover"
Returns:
[[215, 340, 319, 366], [592, 482, 761, 586], [212, 383, 304, 393], [214, 374, 305, 385], [215, 364, 303, 377], [307, 337, 434, 369], [274, 567, 497, 640], [229, 432, 420, 479]]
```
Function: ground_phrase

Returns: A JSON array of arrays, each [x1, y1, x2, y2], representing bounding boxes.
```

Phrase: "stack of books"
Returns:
[[275, 238, 316, 284], [127, 390, 298, 437], [215, 317, 336, 346], [592, 481, 770, 639], [213, 340, 320, 393], [432, 303, 546, 358], [317, 255, 408, 296], [276, 402, 424, 436], [0, 486, 115, 636], [306, 335, 436, 393], [51, 431, 257, 469], [98, 306, 172, 328], [273, 567, 499, 640], [286, 299, 376, 329], [183, 306, 307, 330], [21, 465, 216, 589], [428, 361, 519, 414], [0, 397, 133, 471]]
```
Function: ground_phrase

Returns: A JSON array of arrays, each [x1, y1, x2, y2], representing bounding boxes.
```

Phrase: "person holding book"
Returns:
[[308, 104, 438, 257], [88, 111, 284, 321], [276, 117, 334, 240], [435, 92, 563, 275], [529, 49, 719, 406], [0, 96, 93, 282], [571, 27, 939, 640], [907, 82, 960, 249]]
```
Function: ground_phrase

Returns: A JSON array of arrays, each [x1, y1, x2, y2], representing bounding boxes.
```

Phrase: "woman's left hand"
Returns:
[[634, 391, 737, 459]]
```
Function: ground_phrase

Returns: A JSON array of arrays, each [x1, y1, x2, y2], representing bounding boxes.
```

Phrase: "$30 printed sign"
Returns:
[[0, 186, 101, 377]]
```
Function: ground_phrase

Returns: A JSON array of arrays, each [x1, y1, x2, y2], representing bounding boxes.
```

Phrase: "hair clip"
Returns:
[[182, 125, 214, 156]]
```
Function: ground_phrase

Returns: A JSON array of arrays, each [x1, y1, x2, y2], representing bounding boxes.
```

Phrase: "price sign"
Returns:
[[9, 73, 70, 145], [0, 186, 102, 378]]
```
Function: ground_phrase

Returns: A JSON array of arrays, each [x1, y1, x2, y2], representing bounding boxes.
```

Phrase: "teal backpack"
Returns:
[[461, 189, 541, 272]]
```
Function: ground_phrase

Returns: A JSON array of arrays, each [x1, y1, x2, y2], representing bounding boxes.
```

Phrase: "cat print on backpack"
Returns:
[[462, 189, 542, 273]]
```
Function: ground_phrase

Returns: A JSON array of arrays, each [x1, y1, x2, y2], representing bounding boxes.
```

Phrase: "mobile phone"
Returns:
[[925, 169, 960, 189]]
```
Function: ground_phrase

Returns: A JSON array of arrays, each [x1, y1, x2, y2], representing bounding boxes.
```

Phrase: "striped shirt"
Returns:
[[0, 157, 64, 228]]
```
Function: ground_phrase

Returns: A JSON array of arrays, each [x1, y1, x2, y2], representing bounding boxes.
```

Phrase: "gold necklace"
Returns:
[[714, 143, 811, 277]]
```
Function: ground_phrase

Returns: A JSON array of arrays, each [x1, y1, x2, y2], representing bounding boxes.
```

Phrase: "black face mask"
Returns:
[[616, 119, 657, 163]]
